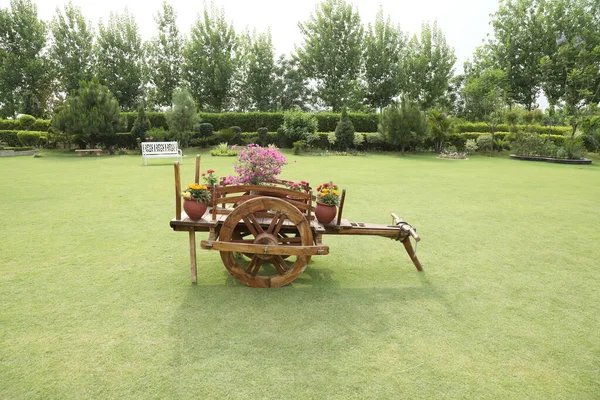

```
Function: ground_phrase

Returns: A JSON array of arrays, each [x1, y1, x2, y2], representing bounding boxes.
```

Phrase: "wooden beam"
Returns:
[[174, 161, 181, 220], [189, 229, 198, 283], [336, 188, 346, 227], [201, 240, 329, 256], [194, 154, 201, 184]]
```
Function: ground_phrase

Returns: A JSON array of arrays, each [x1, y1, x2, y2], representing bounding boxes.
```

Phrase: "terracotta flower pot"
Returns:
[[315, 202, 336, 224], [183, 199, 208, 220]]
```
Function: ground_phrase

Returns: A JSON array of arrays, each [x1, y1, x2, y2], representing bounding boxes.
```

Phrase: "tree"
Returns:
[[539, 0, 600, 135], [0, 0, 51, 117], [51, 78, 120, 148], [182, 3, 236, 112], [404, 21, 456, 110], [166, 88, 198, 147], [245, 30, 277, 111], [49, 1, 94, 96], [96, 9, 144, 111], [462, 68, 508, 153], [489, 0, 546, 110], [427, 110, 452, 153], [131, 102, 151, 141], [334, 107, 355, 150], [379, 99, 428, 155], [363, 7, 405, 111], [273, 55, 311, 111], [296, 0, 363, 111], [145, 1, 182, 110]]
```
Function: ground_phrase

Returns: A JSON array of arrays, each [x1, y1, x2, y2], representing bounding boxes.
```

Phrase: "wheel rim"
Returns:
[[219, 197, 313, 288]]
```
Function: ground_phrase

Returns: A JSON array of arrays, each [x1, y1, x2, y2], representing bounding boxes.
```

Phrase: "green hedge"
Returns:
[[454, 122, 571, 135], [0, 130, 19, 146], [0, 118, 50, 131]]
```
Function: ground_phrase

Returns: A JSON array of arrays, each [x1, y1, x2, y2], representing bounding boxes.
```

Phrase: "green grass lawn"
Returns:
[[1, 149, 599, 399]]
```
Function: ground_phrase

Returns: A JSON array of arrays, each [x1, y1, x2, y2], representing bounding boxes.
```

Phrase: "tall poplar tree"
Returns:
[[0, 0, 50, 117], [182, 3, 236, 112], [145, 1, 182, 110], [96, 9, 144, 111], [363, 7, 405, 111], [404, 21, 456, 111], [49, 1, 94, 97], [296, 0, 364, 111]]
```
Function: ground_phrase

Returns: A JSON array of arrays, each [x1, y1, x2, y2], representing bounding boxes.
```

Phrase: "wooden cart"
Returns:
[[170, 157, 423, 288]]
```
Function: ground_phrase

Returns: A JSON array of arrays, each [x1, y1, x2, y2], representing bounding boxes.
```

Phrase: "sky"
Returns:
[[27, 0, 502, 73]]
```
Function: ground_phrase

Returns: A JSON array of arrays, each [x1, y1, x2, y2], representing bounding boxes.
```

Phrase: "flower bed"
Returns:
[[509, 154, 592, 165]]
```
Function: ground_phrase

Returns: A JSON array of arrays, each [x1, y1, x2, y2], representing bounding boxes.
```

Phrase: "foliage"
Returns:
[[363, 7, 405, 110], [489, 0, 546, 110], [315, 182, 340, 206], [296, 0, 364, 111], [145, 0, 183, 109], [282, 110, 318, 143], [198, 122, 215, 138], [257, 127, 268, 146], [51, 78, 120, 147], [465, 139, 478, 153], [0, 130, 19, 146], [183, 3, 236, 112], [210, 142, 238, 157], [237, 30, 277, 111], [131, 103, 151, 140], [18, 114, 35, 130], [166, 88, 198, 147], [476, 134, 493, 152], [95, 9, 144, 111], [182, 183, 210, 204], [145, 127, 171, 142], [378, 99, 428, 155], [0, 0, 51, 118], [404, 21, 456, 110], [292, 140, 307, 155], [201, 169, 218, 187], [334, 107, 355, 150], [16, 130, 40, 146], [221, 144, 287, 185], [49, 1, 94, 96], [427, 110, 452, 153], [273, 55, 310, 111]]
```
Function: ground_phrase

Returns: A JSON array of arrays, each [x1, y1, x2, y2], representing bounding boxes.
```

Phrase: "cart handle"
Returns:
[[391, 213, 420, 242]]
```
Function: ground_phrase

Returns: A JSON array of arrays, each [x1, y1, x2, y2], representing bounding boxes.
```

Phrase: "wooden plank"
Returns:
[[174, 162, 181, 220], [194, 155, 200, 184], [201, 240, 329, 256], [189, 229, 197, 283], [336, 188, 346, 227]]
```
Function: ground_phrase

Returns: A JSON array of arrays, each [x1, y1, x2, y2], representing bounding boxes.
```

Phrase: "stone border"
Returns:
[[509, 154, 592, 165], [0, 150, 37, 157]]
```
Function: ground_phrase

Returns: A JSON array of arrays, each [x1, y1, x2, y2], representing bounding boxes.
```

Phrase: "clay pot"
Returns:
[[183, 199, 208, 220], [315, 202, 336, 224]]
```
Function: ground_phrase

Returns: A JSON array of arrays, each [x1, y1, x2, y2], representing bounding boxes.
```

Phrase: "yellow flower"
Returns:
[[183, 192, 191, 200], [188, 184, 207, 190], [332, 190, 339, 196]]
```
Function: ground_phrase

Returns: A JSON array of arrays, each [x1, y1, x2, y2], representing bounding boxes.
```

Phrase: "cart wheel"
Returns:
[[219, 197, 313, 288]]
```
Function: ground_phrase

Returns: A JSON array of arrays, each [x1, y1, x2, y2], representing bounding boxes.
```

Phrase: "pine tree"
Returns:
[[334, 107, 355, 150]]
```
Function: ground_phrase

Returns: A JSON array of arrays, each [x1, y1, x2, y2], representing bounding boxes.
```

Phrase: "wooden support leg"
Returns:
[[189, 229, 198, 283], [402, 238, 423, 271]]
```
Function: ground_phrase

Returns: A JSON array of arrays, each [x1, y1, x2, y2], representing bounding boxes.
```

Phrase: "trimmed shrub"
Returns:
[[0, 119, 20, 130], [17, 131, 41, 146], [0, 130, 20, 146], [257, 127, 268, 146], [19, 114, 36, 130], [31, 119, 50, 132], [476, 134, 493, 151], [334, 108, 355, 150], [198, 123, 214, 138], [282, 110, 318, 143], [145, 127, 173, 142]]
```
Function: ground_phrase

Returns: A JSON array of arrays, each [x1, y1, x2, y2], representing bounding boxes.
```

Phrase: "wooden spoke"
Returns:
[[271, 256, 289, 275], [278, 236, 302, 244], [267, 212, 282, 234], [246, 213, 264, 235], [246, 255, 263, 276], [271, 213, 287, 236]]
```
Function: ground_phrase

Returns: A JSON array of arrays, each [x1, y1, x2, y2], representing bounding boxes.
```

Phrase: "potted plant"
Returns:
[[315, 182, 340, 224], [221, 144, 287, 186], [182, 183, 211, 220]]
